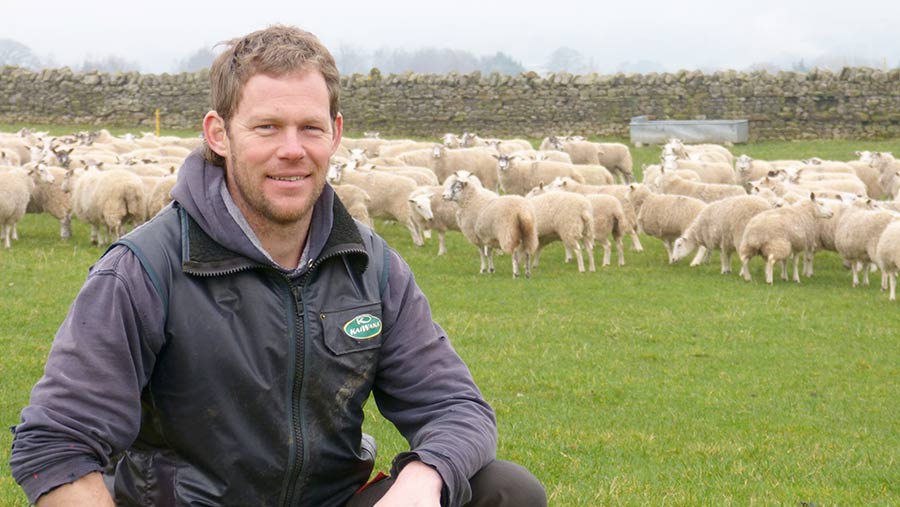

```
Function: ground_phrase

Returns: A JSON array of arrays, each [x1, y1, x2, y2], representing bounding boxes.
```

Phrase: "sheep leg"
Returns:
[[615, 237, 625, 266], [890, 272, 897, 301], [584, 240, 595, 272], [437, 232, 447, 256], [630, 230, 644, 251], [12, 224, 18, 241], [689, 246, 707, 267], [851, 261, 860, 287], [792, 254, 801, 283], [740, 255, 752, 282], [564, 245, 573, 264], [407, 220, 424, 247], [571, 242, 585, 272], [601, 239, 612, 266], [478, 246, 488, 274], [60, 214, 72, 240], [511, 250, 520, 278], [780, 258, 789, 281], [862, 262, 871, 286], [532, 246, 542, 268], [2, 225, 10, 248], [720, 251, 729, 274], [766, 256, 777, 285], [881, 269, 889, 292], [487, 247, 496, 274], [524, 252, 533, 279]]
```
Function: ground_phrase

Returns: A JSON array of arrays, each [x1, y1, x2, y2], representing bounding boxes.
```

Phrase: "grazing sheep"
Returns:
[[834, 202, 898, 288], [71, 168, 147, 246], [540, 136, 634, 183], [525, 185, 596, 273], [442, 171, 538, 278], [332, 183, 373, 227], [26, 164, 74, 240], [379, 140, 439, 158], [874, 220, 900, 301], [430, 145, 500, 189], [146, 175, 178, 219], [572, 164, 615, 186], [870, 152, 900, 199], [661, 154, 736, 185], [485, 138, 533, 155], [495, 156, 585, 195], [657, 170, 746, 203], [339, 137, 389, 157], [326, 161, 422, 245], [407, 185, 461, 256], [739, 193, 834, 284], [539, 185, 627, 266], [355, 162, 439, 186], [1, 166, 54, 248], [671, 195, 774, 274], [547, 177, 644, 252], [632, 191, 706, 263], [664, 139, 735, 165]]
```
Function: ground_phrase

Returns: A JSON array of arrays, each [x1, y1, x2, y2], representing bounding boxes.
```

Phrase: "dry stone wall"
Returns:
[[2, 65, 899, 141]]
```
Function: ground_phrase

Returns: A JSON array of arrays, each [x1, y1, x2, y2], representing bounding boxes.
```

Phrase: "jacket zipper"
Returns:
[[281, 246, 366, 506], [282, 284, 305, 507]]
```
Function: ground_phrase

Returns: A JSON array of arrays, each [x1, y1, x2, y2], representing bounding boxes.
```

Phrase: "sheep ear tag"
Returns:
[[343, 314, 382, 340]]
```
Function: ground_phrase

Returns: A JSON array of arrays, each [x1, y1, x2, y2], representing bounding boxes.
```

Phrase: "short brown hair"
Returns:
[[203, 25, 341, 165]]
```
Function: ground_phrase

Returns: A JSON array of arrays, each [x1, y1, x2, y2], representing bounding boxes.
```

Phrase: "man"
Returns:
[[10, 25, 546, 507]]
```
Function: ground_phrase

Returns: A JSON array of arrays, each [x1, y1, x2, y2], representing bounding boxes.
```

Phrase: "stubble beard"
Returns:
[[228, 150, 325, 227]]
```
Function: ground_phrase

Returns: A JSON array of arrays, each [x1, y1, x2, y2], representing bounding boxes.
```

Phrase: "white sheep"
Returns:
[[631, 190, 706, 263], [834, 203, 898, 288], [657, 170, 746, 203], [664, 138, 734, 165], [661, 154, 736, 185], [671, 195, 775, 274], [0, 166, 54, 248], [407, 185, 461, 256], [70, 168, 148, 246], [27, 164, 74, 240], [442, 171, 538, 278], [572, 164, 615, 185], [874, 220, 900, 301], [354, 162, 439, 187], [547, 177, 645, 252], [525, 184, 596, 273], [738, 193, 834, 284], [326, 161, 422, 245], [430, 145, 500, 189], [146, 175, 177, 219], [495, 156, 585, 195], [332, 183, 373, 227]]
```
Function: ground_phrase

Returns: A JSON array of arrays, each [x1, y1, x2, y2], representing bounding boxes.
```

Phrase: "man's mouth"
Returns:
[[269, 175, 306, 182]]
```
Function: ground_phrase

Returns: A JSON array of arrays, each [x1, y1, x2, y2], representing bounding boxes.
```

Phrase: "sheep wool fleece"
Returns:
[[10, 150, 497, 507]]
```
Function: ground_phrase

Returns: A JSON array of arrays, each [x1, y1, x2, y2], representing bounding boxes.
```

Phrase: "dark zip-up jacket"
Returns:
[[11, 150, 497, 506]]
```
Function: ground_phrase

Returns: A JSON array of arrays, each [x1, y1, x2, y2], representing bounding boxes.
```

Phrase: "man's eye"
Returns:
[[256, 125, 275, 131]]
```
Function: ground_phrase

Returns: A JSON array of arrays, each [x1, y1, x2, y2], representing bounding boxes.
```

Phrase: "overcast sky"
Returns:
[[5, 0, 900, 74]]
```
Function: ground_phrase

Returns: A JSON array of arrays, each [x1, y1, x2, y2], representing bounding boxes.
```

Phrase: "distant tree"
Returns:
[[745, 61, 780, 73], [0, 38, 41, 69], [479, 52, 525, 74], [335, 44, 372, 75], [791, 58, 808, 72], [545, 47, 586, 74], [78, 55, 140, 73], [178, 47, 216, 72]]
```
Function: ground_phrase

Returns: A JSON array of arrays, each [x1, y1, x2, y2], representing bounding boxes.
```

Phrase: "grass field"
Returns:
[[1, 132, 899, 505]]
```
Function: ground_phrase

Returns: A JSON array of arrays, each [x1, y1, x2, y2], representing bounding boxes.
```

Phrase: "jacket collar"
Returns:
[[181, 195, 370, 278]]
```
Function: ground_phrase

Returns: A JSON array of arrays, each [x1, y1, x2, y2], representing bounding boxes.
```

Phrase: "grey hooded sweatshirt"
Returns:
[[10, 150, 497, 506]]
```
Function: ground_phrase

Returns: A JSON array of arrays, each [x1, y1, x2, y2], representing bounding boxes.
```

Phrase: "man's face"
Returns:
[[220, 70, 342, 230]]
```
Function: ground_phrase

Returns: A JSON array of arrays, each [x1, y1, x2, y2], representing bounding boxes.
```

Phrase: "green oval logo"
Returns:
[[343, 314, 382, 340]]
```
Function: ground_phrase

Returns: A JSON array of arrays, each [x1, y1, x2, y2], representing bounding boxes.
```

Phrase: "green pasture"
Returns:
[[1, 130, 899, 506]]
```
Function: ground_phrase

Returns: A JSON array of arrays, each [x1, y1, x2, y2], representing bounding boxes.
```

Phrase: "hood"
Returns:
[[170, 148, 334, 270]]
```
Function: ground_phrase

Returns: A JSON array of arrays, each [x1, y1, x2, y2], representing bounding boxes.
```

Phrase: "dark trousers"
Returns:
[[346, 460, 547, 507]]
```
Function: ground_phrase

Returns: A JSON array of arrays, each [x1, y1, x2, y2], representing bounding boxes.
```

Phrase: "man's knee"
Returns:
[[468, 460, 546, 507]]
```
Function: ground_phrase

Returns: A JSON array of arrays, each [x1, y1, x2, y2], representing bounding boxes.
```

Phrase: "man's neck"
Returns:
[[248, 218, 310, 269]]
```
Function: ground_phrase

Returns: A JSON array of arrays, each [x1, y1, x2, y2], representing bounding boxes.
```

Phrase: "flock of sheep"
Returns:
[[3, 127, 900, 300]]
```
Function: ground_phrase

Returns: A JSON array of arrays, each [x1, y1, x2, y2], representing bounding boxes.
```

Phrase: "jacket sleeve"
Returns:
[[9, 246, 167, 504], [373, 248, 498, 507]]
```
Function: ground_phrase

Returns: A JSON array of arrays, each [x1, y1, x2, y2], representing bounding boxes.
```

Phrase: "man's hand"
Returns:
[[36, 472, 114, 507], [374, 460, 443, 507]]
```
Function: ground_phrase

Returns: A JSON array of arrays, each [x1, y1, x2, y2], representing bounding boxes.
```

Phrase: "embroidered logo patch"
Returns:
[[343, 314, 382, 340]]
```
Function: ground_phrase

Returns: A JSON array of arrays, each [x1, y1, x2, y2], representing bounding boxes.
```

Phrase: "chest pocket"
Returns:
[[321, 303, 385, 355]]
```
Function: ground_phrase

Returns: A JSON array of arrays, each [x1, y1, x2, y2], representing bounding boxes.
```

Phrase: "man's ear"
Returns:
[[330, 112, 344, 156], [203, 111, 229, 159]]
